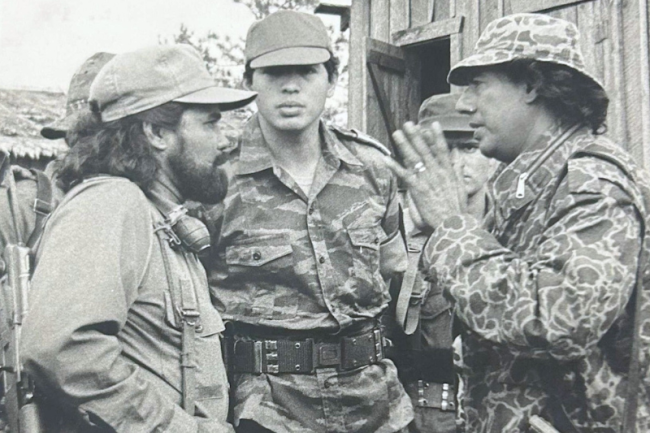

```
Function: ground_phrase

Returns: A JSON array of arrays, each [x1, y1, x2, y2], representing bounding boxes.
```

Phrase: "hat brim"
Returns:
[[420, 115, 474, 133], [40, 115, 76, 140], [250, 47, 331, 68], [448, 53, 605, 91], [174, 86, 257, 111]]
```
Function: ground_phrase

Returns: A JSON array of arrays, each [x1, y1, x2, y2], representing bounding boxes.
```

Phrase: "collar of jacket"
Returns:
[[490, 123, 586, 222], [236, 114, 363, 176]]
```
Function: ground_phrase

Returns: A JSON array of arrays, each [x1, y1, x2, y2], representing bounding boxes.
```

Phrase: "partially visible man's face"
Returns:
[[447, 134, 492, 197], [168, 106, 233, 204], [456, 70, 534, 163], [249, 64, 335, 133]]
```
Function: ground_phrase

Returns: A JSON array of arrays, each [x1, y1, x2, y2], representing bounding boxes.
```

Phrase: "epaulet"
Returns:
[[329, 125, 392, 156]]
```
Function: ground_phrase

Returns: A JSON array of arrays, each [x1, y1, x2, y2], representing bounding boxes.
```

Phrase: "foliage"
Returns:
[[160, 0, 349, 125]]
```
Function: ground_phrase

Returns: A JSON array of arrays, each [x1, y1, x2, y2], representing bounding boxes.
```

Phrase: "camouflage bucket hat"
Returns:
[[448, 13, 604, 90]]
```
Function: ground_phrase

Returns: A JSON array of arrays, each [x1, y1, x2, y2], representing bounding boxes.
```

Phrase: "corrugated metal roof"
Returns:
[[0, 88, 68, 160]]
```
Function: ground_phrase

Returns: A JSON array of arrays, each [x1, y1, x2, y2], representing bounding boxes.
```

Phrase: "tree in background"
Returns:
[[161, 0, 349, 127]]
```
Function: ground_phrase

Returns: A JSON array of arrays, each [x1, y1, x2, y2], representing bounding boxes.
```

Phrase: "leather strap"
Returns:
[[154, 222, 200, 415], [396, 242, 428, 335], [26, 169, 53, 250]]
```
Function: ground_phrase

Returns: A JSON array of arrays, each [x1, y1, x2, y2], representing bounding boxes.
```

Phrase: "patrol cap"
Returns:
[[90, 44, 257, 122], [41, 52, 115, 139], [448, 13, 603, 91], [418, 93, 473, 133], [245, 10, 331, 68]]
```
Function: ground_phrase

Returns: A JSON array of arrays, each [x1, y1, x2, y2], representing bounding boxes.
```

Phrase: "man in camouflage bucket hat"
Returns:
[[384, 12, 650, 433]]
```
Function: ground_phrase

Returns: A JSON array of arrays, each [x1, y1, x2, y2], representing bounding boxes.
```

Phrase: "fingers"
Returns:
[[402, 122, 436, 168], [428, 122, 452, 169], [382, 155, 415, 186], [392, 126, 422, 170]]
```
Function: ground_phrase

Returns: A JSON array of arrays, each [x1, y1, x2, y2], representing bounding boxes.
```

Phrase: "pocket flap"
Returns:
[[226, 233, 292, 266], [347, 227, 385, 250]]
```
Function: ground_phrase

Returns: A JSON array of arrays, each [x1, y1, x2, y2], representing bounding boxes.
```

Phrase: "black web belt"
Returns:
[[229, 328, 385, 374]]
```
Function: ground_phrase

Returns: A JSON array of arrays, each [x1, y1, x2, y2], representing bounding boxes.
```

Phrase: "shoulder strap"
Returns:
[[26, 169, 53, 250], [395, 241, 431, 336], [329, 125, 392, 156], [153, 212, 200, 416]]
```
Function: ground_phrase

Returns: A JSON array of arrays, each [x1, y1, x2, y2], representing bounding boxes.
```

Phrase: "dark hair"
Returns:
[[243, 52, 340, 85], [491, 59, 609, 134], [58, 102, 186, 193]]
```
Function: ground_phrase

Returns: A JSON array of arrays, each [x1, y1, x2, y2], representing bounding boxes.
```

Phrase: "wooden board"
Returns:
[[348, 0, 370, 130], [371, 0, 391, 40], [390, 0, 409, 34], [509, 0, 590, 14], [411, 0, 431, 27], [392, 16, 463, 46]]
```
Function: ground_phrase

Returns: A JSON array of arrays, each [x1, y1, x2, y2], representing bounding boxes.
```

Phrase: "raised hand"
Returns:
[[384, 121, 467, 230]]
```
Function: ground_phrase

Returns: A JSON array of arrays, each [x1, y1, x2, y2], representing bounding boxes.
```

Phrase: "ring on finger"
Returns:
[[412, 161, 427, 173]]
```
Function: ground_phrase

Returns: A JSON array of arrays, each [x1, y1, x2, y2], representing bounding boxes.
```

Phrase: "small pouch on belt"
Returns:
[[405, 380, 456, 411]]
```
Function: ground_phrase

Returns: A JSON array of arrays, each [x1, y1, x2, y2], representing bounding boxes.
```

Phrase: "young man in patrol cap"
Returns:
[[205, 9, 413, 433], [386, 13, 650, 433], [21, 44, 256, 432]]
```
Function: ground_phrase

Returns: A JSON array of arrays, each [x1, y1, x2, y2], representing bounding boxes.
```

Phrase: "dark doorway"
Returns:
[[413, 38, 451, 103]]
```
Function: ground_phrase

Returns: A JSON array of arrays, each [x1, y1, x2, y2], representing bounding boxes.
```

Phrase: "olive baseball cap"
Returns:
[[448, 13, 603, 90], [90, 44, 257, 122], [418, 93, 473, 133], [245, 10, 331, 68], [41, 52, 116, 139]]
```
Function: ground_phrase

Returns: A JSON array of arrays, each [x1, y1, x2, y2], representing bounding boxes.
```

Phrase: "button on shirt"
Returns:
[[208, 116, 406, 332]]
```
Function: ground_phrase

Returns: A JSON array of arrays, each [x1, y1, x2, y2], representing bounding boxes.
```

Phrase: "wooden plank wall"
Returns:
[[352, 0, 649, 166]]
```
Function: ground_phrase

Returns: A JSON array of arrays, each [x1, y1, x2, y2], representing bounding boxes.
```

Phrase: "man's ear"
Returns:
[[523, 82, 539, 104], [143, 122, 172, 151]]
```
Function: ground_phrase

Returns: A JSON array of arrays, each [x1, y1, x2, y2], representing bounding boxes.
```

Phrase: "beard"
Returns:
[[168, 137, 229, 205]]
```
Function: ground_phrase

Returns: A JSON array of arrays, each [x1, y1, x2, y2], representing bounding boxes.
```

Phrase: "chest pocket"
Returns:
[[225, 232, 293, 272], [347, 226, 386, 277]]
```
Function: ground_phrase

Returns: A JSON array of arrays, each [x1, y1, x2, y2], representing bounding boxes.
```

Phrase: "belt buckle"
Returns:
[[317, 342, 341, 368]]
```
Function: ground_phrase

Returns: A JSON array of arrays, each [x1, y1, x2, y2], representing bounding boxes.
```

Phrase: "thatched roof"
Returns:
[[0, 88, 68, 160]]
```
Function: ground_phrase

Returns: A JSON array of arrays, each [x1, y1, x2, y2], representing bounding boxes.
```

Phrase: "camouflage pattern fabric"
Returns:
[[448, 13, 603, 90], [206, 115, 413, 432], [422, 125, 650, 432]]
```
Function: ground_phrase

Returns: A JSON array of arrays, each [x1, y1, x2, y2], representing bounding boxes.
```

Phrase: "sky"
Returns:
[[0, 0, 257, 91]]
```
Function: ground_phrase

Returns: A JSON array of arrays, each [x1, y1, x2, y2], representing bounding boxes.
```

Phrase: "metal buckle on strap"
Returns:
[[33, 198, 52, 216], [264, 340, 279, 374], [180, 309, 200, 326], [414, 380, 456, 411], [316, 342, 341, 368]]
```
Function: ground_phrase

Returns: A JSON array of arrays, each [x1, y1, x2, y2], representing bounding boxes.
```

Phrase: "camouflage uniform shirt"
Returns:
[[422, 125, 648, 432], [207, 115, 413, 433]]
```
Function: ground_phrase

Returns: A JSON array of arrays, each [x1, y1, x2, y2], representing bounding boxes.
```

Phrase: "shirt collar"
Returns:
[[149, 175, 184, 206], [237, 115, 363, 176], [490, 123, 586, 219]]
